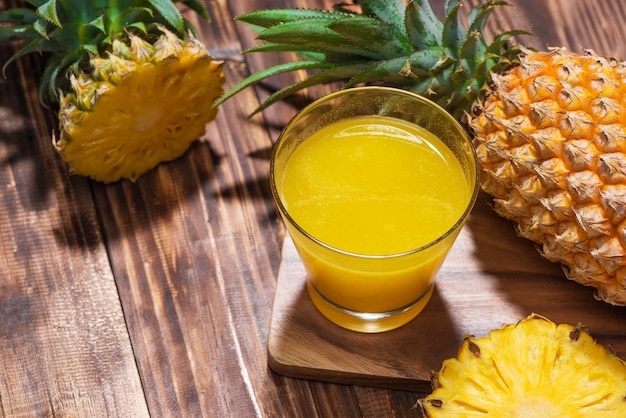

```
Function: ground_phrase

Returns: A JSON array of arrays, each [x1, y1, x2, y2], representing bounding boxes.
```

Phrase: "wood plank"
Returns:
[[0, 40, 148, 417]]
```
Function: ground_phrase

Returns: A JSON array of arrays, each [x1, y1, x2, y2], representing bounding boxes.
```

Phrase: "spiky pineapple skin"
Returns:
[[418, 314, 626, 417], [470, 47, 626, 305]]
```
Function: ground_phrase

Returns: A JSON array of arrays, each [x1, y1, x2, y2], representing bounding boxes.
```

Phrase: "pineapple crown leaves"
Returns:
[[0, 0, 212, 104], [215, 0, 533, 119]]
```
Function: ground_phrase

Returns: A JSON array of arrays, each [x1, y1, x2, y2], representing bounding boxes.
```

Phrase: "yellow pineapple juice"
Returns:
[[271, 87, 478, 333]]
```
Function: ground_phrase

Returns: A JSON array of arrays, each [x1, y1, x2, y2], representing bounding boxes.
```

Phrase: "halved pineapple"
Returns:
[[417, 314, 626, 417], [1, 1, 224, 182], [55, 28, 224, 182]]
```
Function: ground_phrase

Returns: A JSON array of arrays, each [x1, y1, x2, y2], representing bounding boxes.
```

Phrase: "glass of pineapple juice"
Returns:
[[270, 86, 479, 333]]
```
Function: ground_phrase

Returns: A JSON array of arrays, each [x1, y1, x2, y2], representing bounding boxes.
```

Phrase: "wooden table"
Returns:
[[1, 0, 625, 416]]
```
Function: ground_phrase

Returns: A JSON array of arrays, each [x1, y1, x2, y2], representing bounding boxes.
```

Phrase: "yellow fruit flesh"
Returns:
[[55, 32, 224, 183], [419, 314, 626, 417], [471, 48, 626, 305]]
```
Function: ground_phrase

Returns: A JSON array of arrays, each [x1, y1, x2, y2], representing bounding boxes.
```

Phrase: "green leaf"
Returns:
[[406, 79, 436, 99], [488, 29, 533, 55], [107, 7, 152, 38], [441, 0, 465, 59], [2, 37, 45, 77], [0, 8, 39, 24], [470, 54, 496, 91], [87, 14, 106, 34], [40, 47, 83, 103], [250, 62, 372, 115], [450, 60, 469, 86], [328, 15, 412, 59], [405, 0, 443, 51], [32, 18, 51, 39], [36, 0, 62, 28], [257, 18, 381, 59], [343, 57, 413, 88], [236, 8, 349, 30], [430, 54, 455, 78], [128, 21, 148, 34], [23, 0, 47, 6], [77, 23, 105, 54], [242, 42, 317, 55], [0, 26, 39, 43], [48, 22, 83, 52], [243, 43, 329, 63], [182, 19, 201, 38], [360, 0, 406, 26], [214, 61, 334, 108], [107, 0, 125, 20], [406, 48, 444, 73], [107, 0, 135, 22], [146, 0, 184, 34], [39, 54, 62, 103], [180, 0, 212, 21], [467, 1, 508, 35], [58, 0, 100, 25], [460, 31, 486, 77], [444, 0, 462, 16]]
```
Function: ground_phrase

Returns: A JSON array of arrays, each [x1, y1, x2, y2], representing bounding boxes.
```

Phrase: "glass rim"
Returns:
[[269, 86, 480, 259]]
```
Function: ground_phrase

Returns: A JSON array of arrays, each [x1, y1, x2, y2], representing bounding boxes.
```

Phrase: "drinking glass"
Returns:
[[270, 86, 479, 333]]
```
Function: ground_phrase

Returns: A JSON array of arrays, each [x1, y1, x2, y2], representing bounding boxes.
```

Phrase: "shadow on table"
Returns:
[[0, 49, 55, 213], [59, 138, 224, 245]]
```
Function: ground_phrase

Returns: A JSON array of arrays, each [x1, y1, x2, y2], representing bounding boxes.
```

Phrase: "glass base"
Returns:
[[306, 281, 435, 333]]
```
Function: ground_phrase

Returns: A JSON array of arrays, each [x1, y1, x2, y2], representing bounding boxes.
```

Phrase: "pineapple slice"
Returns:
[[418, 314, 626, 417]]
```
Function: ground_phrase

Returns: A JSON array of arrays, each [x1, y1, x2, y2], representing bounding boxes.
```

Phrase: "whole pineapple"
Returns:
[[1, 0, 224, 182], [417, 314, 626, 417], [217, 0, 626, 305]]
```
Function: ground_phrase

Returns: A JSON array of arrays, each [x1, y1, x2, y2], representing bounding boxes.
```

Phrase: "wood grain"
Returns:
[[0, 25, 148, 417], [1, 0, 626, 417]]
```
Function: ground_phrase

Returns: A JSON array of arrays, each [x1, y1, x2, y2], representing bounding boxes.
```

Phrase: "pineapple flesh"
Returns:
[[55, 29, 224, 182], [1, 0, 224, 182], [417, 314, 626, 417], [217, 0, 626, 305]]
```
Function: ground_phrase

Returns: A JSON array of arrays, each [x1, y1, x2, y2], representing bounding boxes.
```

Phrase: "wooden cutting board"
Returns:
[[267, 193, 626, 392]]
